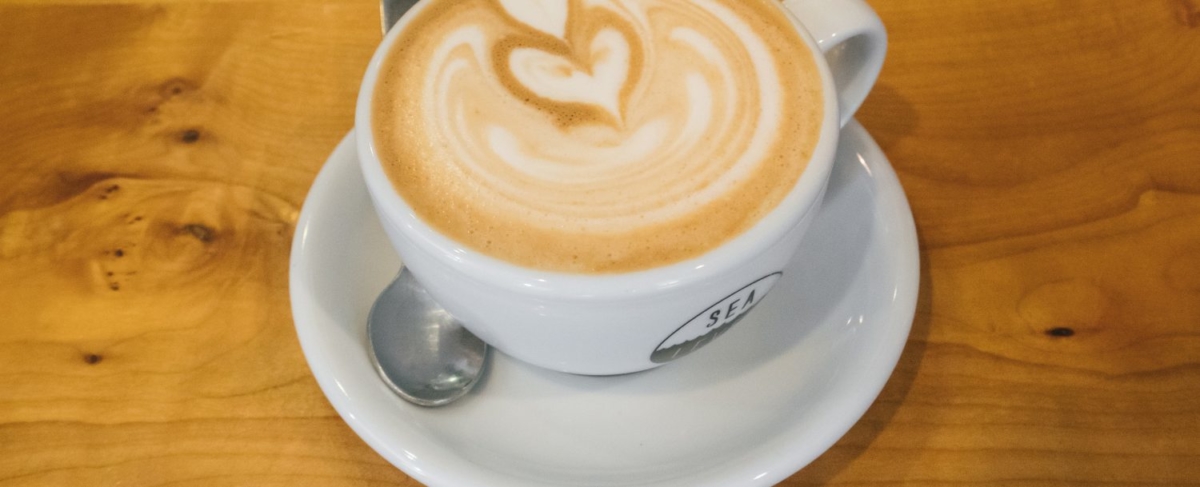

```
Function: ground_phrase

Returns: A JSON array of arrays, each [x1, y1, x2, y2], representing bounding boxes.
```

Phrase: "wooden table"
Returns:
[[2, 0, 1198, 485]]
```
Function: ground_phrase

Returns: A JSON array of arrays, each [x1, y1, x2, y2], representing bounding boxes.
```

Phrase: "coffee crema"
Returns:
[[372, 0, 823, 273]]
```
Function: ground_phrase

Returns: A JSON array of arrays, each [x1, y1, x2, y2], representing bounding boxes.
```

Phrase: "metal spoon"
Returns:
[[380, 0, 418, 34], [368, 268, 488, 407], [367, 0, 489, 407]]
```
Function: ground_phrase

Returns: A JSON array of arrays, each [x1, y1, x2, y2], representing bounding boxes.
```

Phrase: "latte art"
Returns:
[[373, 0, 823, 272]]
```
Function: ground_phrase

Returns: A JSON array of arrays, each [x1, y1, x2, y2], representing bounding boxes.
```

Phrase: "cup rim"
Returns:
[[354, 0, 842, 300]]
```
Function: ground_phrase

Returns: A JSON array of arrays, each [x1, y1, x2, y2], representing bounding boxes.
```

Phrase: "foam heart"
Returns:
[[508, 28, 630, 121]]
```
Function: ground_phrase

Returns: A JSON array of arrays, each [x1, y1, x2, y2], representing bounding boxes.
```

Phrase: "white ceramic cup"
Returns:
[[356, 0, 887, 375]]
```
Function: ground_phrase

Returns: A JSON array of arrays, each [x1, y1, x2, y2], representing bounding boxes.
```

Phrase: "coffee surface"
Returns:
[[372, 0, 823, 273]]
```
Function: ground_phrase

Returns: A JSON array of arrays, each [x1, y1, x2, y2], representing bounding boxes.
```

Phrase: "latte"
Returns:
[[372, 0, 823, 273]]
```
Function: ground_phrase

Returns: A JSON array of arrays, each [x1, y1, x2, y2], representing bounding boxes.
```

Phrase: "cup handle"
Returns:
[[782, 0, 887, 127]]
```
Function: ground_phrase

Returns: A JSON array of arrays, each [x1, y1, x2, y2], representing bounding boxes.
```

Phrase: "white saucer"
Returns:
[[289, 120, 919, 487]]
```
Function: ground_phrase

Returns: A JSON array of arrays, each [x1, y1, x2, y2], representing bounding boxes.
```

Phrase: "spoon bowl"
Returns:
[[367, 269, 488, 407]]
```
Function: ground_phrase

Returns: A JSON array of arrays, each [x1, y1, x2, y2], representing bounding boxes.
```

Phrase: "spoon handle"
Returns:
[[381, 0, 420, 34]]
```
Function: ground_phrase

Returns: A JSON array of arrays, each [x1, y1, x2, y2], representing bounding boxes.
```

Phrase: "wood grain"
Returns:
[[1, 0, 1198, 485]]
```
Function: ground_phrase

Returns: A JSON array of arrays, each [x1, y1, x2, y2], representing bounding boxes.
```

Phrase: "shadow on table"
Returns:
[[858, 83, 920, 153]]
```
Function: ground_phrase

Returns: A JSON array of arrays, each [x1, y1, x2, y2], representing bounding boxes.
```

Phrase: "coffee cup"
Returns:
[[356, 0, 886, 375]]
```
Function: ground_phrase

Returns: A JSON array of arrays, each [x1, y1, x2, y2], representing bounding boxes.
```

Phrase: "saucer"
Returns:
[[289, 120, 919, 487]]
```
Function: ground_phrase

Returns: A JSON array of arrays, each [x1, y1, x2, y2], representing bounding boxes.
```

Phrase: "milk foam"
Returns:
[[373, 0, 823, 272]]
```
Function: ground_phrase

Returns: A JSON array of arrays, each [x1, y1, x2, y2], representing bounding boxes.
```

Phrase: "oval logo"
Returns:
[[650, 273, 781, 364]]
